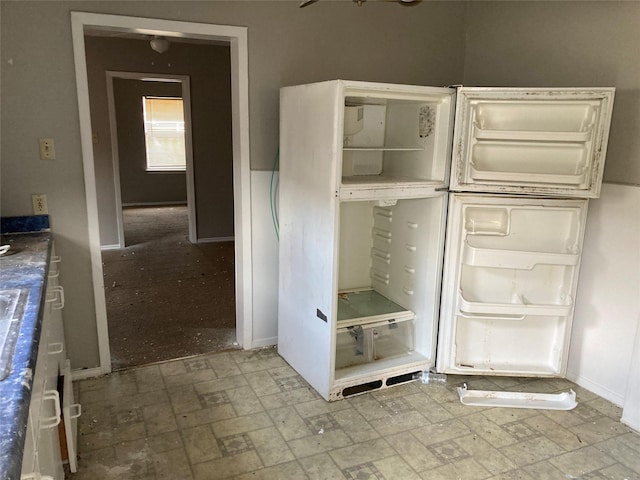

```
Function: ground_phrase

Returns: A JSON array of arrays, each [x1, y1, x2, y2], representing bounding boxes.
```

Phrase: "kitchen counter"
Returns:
[[0, 217, 52, 480]]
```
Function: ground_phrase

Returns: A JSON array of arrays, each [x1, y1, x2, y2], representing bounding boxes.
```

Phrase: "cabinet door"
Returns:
[[450, 87, 615, 197], [437, 194, 588, 377], [278, 80, 343, 399]]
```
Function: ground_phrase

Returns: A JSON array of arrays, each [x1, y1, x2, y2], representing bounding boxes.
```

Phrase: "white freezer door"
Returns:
[[450, 87, 615, 198], [437, 194, 588, 377]]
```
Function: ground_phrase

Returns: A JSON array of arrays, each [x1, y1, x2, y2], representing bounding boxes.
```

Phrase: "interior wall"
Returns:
[[0, 1, 467, 369], [463, 1, 640, 186], [113, 78, 187, 206], [84, 36, 233, 245]]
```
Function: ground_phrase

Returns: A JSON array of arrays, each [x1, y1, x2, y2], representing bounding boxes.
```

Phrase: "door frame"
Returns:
[[106, 71, 197, 247], [71, 12, 253, 376]]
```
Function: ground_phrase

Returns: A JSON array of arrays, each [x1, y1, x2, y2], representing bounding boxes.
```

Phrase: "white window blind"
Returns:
[[142, 96, 186, 171]]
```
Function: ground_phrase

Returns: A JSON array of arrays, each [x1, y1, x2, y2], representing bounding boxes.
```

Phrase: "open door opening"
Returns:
[[71, 13, 253, 376]]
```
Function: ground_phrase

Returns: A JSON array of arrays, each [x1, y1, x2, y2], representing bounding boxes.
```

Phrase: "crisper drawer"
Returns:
[[335, 318, 414, 371], [451, 87, 615, 197]]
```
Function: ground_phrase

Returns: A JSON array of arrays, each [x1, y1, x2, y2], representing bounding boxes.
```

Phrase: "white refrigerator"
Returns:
[[277, 80, 615, 401]]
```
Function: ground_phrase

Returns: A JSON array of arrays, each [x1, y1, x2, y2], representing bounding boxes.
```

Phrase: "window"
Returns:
[[142, 96, 186, 171]]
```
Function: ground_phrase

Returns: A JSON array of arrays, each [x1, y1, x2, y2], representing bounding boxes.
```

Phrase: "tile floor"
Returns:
[[70, 347, 640, 479]]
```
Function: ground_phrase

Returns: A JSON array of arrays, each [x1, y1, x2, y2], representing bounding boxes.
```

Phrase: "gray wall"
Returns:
[[0, 1, 467, 369], [463, 2, 640, 185], [113, 78, 187, 206], [85, 36, 234, 244]]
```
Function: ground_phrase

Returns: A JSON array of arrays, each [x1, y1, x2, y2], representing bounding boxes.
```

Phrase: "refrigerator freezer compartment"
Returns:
[[472, 101, 597, 135], [470, 142, 589, 185], [341, 90, 455, 191], [457, 384, 577, 410], [337, 289, 415, 329], [462, 242, 580, 269], [453, 314, 568, 375], [335, 317, 415, 371]]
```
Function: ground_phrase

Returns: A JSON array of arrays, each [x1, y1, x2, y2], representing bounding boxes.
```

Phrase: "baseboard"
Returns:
[[565, 369, 625, 407], [100, 243, 122, 251], [71, 366, 108, 381], [121, 201, 187, 207], [250, 336, 278, 349], [197, 236, 235, 244]]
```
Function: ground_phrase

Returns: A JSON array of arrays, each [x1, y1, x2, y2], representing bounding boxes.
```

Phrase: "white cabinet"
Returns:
[[21, 249, 80, 479], [278, 80, 455, 401]]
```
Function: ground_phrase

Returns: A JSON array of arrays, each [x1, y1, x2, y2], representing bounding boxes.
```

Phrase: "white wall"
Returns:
[[568, 183, 640, 407], [250, 171, 279, 347]]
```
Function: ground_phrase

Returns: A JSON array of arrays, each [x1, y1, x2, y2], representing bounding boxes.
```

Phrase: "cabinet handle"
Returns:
[[48, 342, 64, 355], [67, 403, 82, 419], [45, 286, 65, 310], [48, 255, 62, 279], [41, 390, 61, 428]]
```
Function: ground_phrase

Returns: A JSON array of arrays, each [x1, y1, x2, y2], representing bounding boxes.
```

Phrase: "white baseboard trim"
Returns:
[[250, 336, 277, 349], [100, 243, 121, 251], [197, 236, 235, 244], [566, 369, 625, 407], [71, 366, 108, 381], [121, 201, 187, 207]]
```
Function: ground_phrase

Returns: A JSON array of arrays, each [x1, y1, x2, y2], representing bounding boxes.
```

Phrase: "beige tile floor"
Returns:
[[69, 347, 640, 479]]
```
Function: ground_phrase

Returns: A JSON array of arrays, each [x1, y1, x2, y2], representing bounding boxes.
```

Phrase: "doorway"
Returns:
[[106, 72, 197, 248], [71, 13, 253, 376]]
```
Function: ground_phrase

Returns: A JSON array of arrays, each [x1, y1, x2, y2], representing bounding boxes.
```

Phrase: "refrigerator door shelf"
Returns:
[[469, 145, 589, 186], [457, 384, 577, 410], [453, 313, 567, 376], [459, 291, 573, 317], [462, 242, 580, 270], [473, 125, 592, 142]]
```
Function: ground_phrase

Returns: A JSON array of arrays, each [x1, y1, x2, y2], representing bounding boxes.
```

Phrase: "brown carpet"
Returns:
[[102, 205, 237, 370]]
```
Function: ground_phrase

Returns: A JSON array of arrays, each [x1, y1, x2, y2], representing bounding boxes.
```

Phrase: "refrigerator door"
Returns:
[[450, 87, 615, 198], [437, 194, 588, 377]]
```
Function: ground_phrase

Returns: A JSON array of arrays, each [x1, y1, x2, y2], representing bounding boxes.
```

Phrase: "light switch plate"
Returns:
[[39, 138, 56, 160]]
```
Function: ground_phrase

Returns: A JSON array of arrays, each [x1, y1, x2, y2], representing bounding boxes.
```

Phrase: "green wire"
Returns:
[[270, 148, 279, 241]]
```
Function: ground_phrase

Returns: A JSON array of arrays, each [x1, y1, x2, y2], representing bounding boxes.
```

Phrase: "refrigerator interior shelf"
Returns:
[[457, 383, 577, 410], [337, 289, 415, 329], [472, 125, 592, 142], [343, 146, 425, 152], [459, 291, 573, 316], [339, 180, 444, 201], [462, 242, 580, 269]]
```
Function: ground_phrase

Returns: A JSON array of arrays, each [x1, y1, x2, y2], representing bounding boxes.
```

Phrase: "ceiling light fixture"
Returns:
[[150, 36, 170, 54]]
